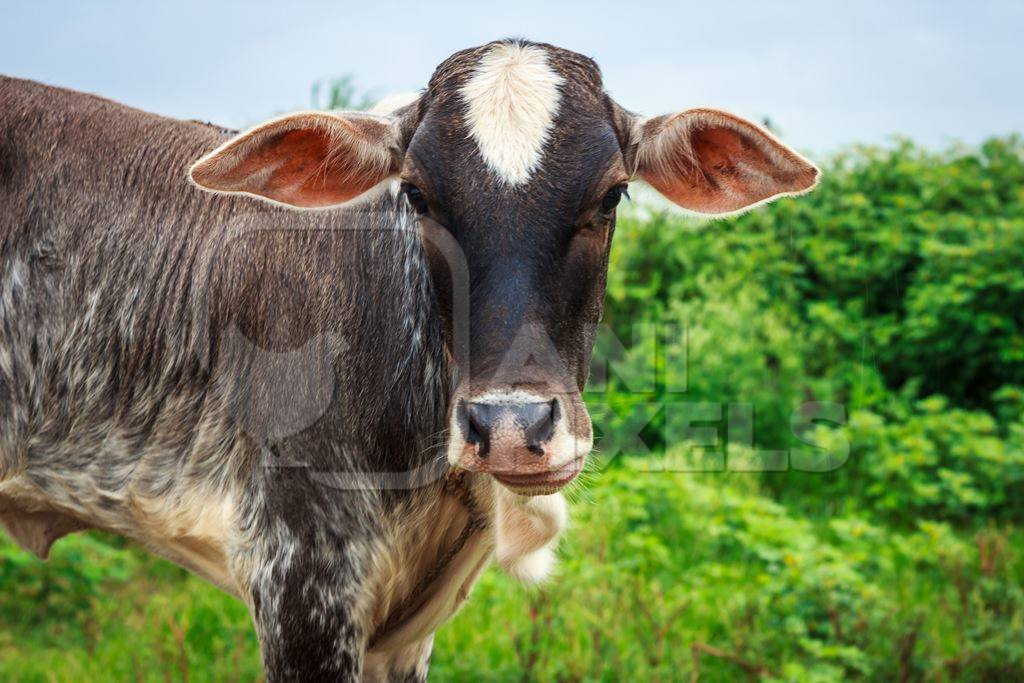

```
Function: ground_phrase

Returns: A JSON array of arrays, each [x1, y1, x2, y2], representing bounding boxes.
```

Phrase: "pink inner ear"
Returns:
[[638, 112, 819, 215], [229, 129, 383, 208], [191, 116, 397, 209]]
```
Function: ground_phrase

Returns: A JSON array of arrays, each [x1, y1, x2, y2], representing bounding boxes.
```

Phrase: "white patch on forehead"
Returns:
[[459, 43, 564, 185]]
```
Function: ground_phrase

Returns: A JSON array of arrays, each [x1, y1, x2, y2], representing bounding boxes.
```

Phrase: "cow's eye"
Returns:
[[403, 183, 429, 215], [600, 185, 628, 216]]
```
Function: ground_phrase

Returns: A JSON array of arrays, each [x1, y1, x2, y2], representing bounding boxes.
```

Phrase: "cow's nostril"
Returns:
[[522, 400, 557, 456], [463, 402, 494, 457]]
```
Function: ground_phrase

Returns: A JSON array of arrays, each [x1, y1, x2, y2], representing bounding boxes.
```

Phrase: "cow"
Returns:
[[0, 39, 817, 680]]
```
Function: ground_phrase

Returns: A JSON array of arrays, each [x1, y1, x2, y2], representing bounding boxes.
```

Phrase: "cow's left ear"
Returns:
[[629, 108, 819, 215], [189, 111, 403, 209]]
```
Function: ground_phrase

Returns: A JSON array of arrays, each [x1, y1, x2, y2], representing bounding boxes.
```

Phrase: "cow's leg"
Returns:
[[363, 637, 434, 683], [233, 474, 377, 681], [237, 532, 369, 681]]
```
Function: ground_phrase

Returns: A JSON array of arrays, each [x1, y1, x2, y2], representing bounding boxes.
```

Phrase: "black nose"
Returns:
[[459, 400, 557, 457]]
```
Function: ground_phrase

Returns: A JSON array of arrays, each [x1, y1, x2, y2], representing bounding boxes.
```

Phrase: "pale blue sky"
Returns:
[[3, 1, 1021, 156]]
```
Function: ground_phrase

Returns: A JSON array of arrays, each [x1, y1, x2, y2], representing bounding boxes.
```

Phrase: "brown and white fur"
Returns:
[[0, 39, 817, 680]]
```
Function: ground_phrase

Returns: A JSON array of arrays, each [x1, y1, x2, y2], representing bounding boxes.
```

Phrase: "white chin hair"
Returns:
[[499, 545, 557, 583]]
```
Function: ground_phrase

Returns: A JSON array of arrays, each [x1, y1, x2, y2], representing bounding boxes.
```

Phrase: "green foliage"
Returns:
[[438, 463, 1024, 681], [793, 398, 1024, 525], [2, 137, 1023, 680]]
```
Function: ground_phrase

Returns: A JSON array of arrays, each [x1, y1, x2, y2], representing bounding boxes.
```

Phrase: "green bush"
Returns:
[[788, 397, 1024, 525], [434, 462, 1024, 681]]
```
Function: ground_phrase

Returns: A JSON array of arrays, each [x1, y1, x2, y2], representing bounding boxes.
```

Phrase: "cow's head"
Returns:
[[190, 39, 818, 496]]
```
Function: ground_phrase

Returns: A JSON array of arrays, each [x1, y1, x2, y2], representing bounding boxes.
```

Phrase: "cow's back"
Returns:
[[1, 77, 232, 478]]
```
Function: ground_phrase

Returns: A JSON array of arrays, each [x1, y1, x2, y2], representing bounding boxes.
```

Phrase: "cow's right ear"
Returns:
[[189, 111, 403, 209]]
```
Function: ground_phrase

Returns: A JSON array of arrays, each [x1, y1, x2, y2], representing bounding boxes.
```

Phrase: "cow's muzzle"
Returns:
[[448, 390, 592, 495]]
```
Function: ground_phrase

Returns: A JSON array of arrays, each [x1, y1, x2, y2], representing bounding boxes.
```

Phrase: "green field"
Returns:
[[2, 137, 1023, 681]]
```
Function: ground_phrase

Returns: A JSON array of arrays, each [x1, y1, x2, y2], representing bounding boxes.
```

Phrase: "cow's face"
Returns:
[[190, 39, 818, 496]]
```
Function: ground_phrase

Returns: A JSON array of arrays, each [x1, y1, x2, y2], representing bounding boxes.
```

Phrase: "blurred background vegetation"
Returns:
[[2, 125, 1024, 680]]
